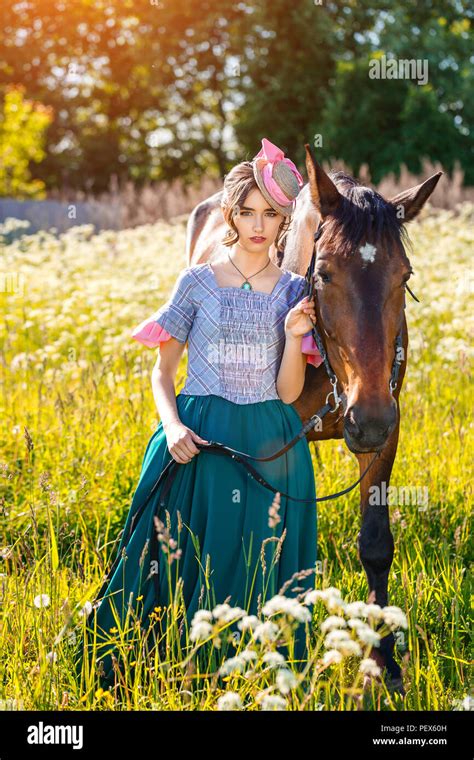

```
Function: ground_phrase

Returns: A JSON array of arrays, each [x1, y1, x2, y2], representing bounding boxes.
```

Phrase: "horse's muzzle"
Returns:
[[343, 399, 397, 453]]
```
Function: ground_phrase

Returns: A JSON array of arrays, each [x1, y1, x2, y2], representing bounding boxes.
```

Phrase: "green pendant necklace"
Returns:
[[227, 254, 271, 290]]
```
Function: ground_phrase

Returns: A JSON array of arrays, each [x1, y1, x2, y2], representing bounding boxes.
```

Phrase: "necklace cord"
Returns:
[[227, 252, 271, 288]]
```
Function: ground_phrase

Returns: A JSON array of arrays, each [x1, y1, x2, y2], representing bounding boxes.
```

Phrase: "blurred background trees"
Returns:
[[0, 86, 53, 198], [0, 0, 472, 199]]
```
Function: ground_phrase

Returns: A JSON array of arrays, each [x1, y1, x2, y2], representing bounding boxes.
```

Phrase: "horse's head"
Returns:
[[304, 145, 441, 453]]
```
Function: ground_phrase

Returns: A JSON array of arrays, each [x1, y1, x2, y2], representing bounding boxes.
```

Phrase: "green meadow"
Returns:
[[0, 204, 471, 711]]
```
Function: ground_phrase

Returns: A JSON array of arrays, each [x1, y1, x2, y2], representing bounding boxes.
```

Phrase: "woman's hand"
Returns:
[[163, 420, 209, 464], [284, 295, 317, 339]]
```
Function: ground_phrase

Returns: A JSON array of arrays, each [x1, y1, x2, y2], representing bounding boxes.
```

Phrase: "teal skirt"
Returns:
[[77, 393, 317, 686]]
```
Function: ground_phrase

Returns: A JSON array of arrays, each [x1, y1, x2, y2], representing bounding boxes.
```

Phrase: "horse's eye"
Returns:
[[317, 271, 331, 284]]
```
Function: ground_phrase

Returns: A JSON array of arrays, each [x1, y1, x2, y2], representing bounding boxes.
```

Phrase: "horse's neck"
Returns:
[[282, 185, 320, 275]]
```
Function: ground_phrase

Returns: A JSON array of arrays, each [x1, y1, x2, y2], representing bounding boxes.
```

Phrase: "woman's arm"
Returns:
[[276, 333, 307, 404], [151, 338, 208, 463], [276, 295, 316, 404], [151, 337, 185, 429]]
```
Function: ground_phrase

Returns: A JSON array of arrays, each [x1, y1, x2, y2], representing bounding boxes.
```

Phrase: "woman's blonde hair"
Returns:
[[220, 161, 291, 252]]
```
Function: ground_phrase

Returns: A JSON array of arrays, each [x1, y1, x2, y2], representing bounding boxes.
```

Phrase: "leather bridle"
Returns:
[[303, 217, 410, 411]]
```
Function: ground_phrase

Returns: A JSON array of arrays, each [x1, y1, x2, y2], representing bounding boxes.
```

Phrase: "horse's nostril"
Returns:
[[345, 407, 362, 437]]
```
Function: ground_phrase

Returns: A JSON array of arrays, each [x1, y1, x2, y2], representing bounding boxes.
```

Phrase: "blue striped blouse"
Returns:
[[132, 262, 317, 405]]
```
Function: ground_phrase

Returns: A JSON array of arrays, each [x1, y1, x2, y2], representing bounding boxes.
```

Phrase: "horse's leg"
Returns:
[[355, 417, 405, 694]]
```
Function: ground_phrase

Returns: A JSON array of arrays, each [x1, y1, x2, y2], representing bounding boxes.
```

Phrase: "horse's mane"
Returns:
[[276, 170, 412, 264], [326, 171, 411, 258]]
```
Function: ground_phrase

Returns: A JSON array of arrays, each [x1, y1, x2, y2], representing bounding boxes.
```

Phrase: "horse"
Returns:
[[185, 145, 442, 694]]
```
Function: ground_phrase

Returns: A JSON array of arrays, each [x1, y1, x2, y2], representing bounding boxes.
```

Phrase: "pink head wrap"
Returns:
[[252, 138, 304, 212]]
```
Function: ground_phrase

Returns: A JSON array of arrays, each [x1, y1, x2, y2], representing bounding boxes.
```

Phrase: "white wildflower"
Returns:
[[219, 656, 246, 676], [240, 649, 258, 663], [324, 629, 351, 647], [461, 695, 474, 711], [382, 606, 408, 629], [189, 620, 213, 642], [78, 601, 92, 617], [365, 603, 384, 620], [262, 595, 288, 615], [291, 604, 312, 623], [217, 692, 243, 711], [0, 698, 24, 710], [344, 601, 368, 618], [259, 694, 287, 711], [347, 617, 365, 630], [212, 603, 232, 620], [320, 615, 347, 633], [262, 595, 311, 623], [276, 669, 299, 695], [304, 590, 319, 605], [325, 630, 362, 656], [321, 586, 343, 598], [238, 615, 260, 632], [192, 609, 213, 624], [46, 651, 57, 664], [338, 639, 362, 657], [356, 626, 382, 647], [359, 658, 382, 678], [451, 694, 474, 711], [324, 589, 346, 612], [304, 587, 344, 607], [33, 594, 51, 609], [322, 649, 344, 665], [214, 605, 247, 623], [253, 621, 280, 643], [262, 651, 286, 668], [221, 606, 247, 623]]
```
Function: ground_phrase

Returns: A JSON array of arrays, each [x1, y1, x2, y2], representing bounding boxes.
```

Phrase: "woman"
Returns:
[[78, 138, 323, 687]]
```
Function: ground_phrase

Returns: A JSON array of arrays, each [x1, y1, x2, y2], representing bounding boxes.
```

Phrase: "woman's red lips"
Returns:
[[250, 236, 266, 241]]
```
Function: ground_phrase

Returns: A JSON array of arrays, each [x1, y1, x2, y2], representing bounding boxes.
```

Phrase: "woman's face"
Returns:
[[232, 188, 284, 252]]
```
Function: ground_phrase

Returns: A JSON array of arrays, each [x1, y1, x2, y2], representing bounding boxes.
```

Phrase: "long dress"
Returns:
[[76, 262, 323, 687]]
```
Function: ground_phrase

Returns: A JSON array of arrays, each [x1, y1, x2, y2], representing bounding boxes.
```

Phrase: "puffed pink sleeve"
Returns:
[[131, 268, 196, 348], [301, 331, 324, 368]]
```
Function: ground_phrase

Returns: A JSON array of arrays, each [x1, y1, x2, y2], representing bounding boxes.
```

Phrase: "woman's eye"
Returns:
[[240, 211, 276, 217]]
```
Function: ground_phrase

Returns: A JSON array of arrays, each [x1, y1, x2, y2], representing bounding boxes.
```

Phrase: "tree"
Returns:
[[0, 0, 471, 191], [0, 86, 53, 199], [0, 0, 246, 191], [317, 0, 474, 183], [231, 0, 336, 172]]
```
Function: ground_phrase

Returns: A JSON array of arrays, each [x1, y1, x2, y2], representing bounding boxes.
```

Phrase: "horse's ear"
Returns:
[[304, 143, 341, 218], [388, 172, 443, 222]]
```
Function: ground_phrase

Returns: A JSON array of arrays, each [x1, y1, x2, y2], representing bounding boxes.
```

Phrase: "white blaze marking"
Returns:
[[359, 242, 377, 266]]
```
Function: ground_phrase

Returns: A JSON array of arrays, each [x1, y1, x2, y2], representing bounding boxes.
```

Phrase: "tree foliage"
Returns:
[[0, 86, 53, 199], [0, 0, 471, 193]]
